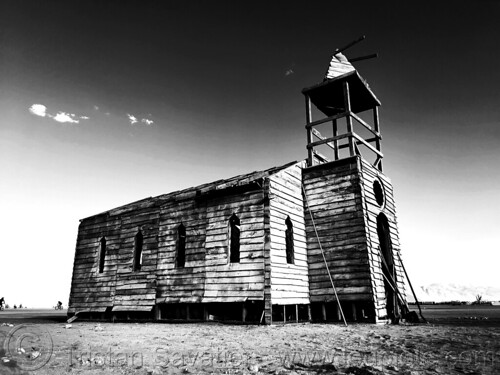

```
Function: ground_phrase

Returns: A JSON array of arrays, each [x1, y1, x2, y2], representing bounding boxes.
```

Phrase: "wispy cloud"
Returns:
[[94, 105, 99, 111], [285, 69, 294, 76], [28, 103, 89, 125], [127, 114, 138, 125], [29, 104, 48, 117], [141, 118, 154, 125]]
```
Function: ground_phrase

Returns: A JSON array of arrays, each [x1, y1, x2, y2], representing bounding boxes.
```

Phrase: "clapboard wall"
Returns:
[[156, 192, 207, 304], [358, 158, 406, 319], [268, 163, 310, 306], [302, 157, 373, 303], [112, 200, 161, 312], [155, 187, 267, 305], [68, 165, 296, 317], [68, 158, 406, 323], [68, 198, 162, 314]]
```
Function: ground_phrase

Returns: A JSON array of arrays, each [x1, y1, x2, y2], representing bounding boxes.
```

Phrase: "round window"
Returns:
[[373, 179, 385, 207]]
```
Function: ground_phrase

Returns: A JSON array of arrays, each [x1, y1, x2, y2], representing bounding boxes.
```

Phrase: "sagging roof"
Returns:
[[80, 160, 300, 221]]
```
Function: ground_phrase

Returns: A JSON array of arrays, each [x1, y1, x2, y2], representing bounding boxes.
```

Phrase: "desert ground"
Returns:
[[1, 305, 499, 375]]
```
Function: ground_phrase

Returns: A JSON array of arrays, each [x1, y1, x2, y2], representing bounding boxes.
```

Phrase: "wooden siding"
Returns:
[[68, 198, 161, 313], [68, 157, 407, 323], [68, 163, 296, 313], [268, 162, 310, 305], [157, 197, 207, 303], [155, 189, 266, 304], [358, 158, 407, 319], [303, 157, 373, 303], [112, 202, 160, 310]]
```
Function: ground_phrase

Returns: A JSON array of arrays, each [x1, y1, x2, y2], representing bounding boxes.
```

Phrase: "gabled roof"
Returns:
[[81, 160, 300, 221]]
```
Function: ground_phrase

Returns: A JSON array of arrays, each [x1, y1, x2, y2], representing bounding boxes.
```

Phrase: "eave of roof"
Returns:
[[80, 160, 301, 221], [302, 71, 381, 115]]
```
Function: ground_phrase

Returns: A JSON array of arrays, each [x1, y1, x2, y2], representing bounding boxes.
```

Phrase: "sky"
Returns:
[[1, 1, 499, 308]]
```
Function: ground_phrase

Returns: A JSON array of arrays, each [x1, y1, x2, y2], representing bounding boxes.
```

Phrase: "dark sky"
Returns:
[[1, 1, 499, 306]]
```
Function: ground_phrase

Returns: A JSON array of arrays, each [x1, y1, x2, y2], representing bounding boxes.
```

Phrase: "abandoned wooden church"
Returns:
[[68, 52, 408, 324]]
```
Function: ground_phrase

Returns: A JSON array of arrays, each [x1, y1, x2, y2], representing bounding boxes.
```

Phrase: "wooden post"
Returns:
[[321, 303, 327, 321], [307, 305, 312, 322], [295, 305, 299, 323], [242, 303, 247, 323], [283, 305, 286, 323], [305, 95, 313, 166], [203, 305, 208, 321], [332, 119, 339, 160], [336, 304, 342, 321], [343, 81, 355, 156], [155, 305, 161, 320], [373, 106, 383, 171], [352, 302, 357, 321]]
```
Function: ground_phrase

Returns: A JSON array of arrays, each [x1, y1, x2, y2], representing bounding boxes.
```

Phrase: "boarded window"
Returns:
[[177, 223, 186, 268], [285, 216, 295, 264], [229, 213, 240, 263], [133, 230, 143, 271], [98, 237, 106, 273]]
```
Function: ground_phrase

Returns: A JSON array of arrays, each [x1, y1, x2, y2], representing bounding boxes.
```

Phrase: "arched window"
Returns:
[[176, 223, 186, 268], [98, 237, 106, 273], [133, 230, 143, 271], [228, 213, 240, 263], [285, 216, 295, 264]]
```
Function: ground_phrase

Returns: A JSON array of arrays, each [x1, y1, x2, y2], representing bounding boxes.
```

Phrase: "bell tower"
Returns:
[[303, 46, 383, 170], [301, 39, 410, 323]]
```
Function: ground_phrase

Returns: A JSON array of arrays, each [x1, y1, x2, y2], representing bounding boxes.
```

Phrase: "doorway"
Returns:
[[376, 213, 398, 320]]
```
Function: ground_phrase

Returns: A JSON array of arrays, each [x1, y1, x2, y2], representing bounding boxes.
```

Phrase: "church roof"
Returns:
[[81, 160, 300, 220]]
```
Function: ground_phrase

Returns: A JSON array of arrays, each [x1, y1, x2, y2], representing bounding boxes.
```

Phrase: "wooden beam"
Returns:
[[332, 120, 339, 160], [350, 112, 381, 138], [312, 150, 331, 164], [373, 107, 383, 172], [343, 82, 355, 156], [311, 128, 335, 151], [307, 132, 352, 149], [306, 95, 313, 166], [336, 304, 342, 321], [337, 136, 379, 150], [305, 111, 349, 129], [352, 132, 384, 158], [354, 142, 362, 157]]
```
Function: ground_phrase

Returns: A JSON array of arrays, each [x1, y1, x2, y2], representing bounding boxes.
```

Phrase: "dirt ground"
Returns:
[[1, 307, 499, 375]]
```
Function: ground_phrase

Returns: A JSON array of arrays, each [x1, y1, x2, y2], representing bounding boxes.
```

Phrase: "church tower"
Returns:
[[301, 49, 408, 323]]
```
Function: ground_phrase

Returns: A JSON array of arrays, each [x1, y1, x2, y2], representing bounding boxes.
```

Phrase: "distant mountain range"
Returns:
[[406, 283, 500, 303]]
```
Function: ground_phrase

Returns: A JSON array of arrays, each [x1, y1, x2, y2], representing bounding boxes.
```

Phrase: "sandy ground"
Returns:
[[0, 307, 499, 375]]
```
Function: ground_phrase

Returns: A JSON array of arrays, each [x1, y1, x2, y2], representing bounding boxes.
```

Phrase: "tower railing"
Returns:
[[304, 74, 383, 171]]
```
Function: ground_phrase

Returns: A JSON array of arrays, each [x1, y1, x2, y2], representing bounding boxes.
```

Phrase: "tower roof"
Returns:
[[302, 70, 381, 116]]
